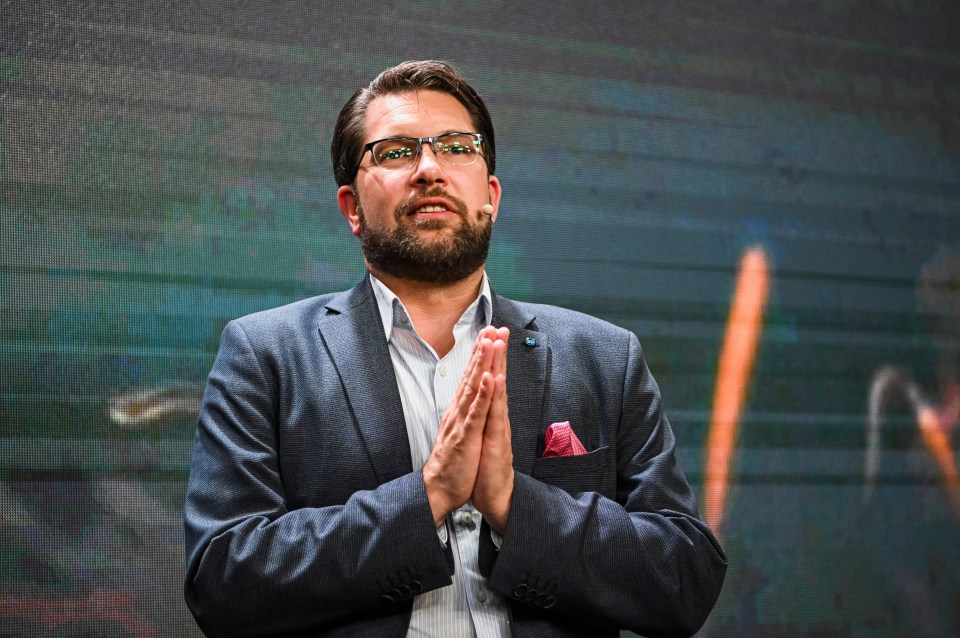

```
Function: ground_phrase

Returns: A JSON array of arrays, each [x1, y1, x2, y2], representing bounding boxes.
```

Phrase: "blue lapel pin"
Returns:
[[524, 337, 537, 347]]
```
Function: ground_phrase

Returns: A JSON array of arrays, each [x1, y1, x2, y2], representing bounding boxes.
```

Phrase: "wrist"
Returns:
[[482, 472, 514, 536], [423, 465, 454, 527]]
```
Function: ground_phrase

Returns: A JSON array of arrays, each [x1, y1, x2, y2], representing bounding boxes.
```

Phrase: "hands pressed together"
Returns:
[[423, 326, 514, 535]]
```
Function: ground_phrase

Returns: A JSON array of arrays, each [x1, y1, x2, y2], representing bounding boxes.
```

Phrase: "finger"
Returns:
[[492, 338, 507, 379], [453, 337, 490, 407], [446, 329, 499, 426], [487, 374, 510, 439], [481, 325, 500, 340], [481, 325, 505, 344], [442, 356, 481, 432], [456, 339, 494, 417], [464, 371, 495, 430]]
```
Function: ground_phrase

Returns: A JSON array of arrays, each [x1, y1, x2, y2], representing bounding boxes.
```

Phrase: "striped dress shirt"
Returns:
[[369, 273, 511, 638]]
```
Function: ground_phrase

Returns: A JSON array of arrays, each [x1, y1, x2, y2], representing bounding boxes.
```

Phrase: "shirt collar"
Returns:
[[369, 272, 493, 342]]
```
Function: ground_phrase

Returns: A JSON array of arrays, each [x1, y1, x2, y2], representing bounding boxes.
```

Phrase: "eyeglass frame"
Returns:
[[355, 132, 485, 173]]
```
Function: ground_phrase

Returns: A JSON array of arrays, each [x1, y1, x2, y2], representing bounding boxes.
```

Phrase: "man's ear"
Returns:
[[487, 175, 502, 223], [337, 185, 362, 237]]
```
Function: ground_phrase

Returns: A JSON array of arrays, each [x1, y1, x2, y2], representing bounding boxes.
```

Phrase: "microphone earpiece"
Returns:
[[480, 204, 494, 216]]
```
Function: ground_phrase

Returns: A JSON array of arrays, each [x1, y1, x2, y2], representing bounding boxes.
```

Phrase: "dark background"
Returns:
[[2, 1, 959, 636]]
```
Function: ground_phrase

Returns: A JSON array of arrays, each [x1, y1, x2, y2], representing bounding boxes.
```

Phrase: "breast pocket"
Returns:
[[529, 446, 613, 497]]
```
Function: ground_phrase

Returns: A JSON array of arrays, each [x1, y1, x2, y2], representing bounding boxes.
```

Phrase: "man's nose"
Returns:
[[409, 142, 446, 183]]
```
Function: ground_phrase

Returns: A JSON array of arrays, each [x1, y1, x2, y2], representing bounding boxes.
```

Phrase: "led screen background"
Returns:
[[2, 1, 959, 636]]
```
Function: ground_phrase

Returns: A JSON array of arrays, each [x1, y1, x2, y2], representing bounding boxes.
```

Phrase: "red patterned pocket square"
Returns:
[[542, 421, 588, 458]]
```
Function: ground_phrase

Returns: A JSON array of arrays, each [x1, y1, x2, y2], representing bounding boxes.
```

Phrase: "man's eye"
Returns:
[[439, 143, 474, 156], [379, 146, 414, 161]]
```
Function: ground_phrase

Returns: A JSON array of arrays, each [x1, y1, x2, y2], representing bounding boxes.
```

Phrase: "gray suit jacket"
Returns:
[[184, 278, 726, 638]]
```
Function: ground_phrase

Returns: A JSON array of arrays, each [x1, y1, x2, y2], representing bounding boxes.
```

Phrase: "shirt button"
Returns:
[[476, 587, 488, 603], [461, 511, 473, 525], [438, 364, 448, 377]]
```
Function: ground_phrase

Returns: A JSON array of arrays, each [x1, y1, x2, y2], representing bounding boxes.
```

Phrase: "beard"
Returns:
[[356, 188, 493, 285]]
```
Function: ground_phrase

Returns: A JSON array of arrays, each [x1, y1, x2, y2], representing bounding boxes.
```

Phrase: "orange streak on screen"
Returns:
[[704, 247, 770, 534], [917, 406, 960, 515]]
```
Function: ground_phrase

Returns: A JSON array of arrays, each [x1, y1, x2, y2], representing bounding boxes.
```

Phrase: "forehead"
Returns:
[[364, 90, 474, 141]]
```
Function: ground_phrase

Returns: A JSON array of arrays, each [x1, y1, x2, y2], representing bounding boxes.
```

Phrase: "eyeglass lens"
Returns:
[[371, 133, 480, 170]]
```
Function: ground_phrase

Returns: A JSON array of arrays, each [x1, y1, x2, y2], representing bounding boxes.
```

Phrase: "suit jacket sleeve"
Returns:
[[478, 329, 727, 638], [183, 319, 452, 638]]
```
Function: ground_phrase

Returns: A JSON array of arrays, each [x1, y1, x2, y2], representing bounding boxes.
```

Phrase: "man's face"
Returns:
[[337, 90, 501, 284]]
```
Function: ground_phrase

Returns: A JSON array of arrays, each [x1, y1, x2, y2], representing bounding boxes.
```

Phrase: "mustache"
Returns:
[[394, 186, 468, 221]]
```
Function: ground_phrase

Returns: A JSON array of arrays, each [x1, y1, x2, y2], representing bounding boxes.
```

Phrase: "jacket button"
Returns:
[[524, 589, 537, 602], [513, 584, 527, 597], [543, 596, 556, 609], [380, 593, 396, 603], [396, 584, 411, 598], [534, 593, 546, 606], [410, 580, 423, 594]]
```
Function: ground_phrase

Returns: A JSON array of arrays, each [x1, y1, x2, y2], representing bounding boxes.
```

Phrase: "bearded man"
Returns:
[[184, 60, 726, 638]]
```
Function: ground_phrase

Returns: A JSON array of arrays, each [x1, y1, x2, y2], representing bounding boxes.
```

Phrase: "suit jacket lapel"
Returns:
[[492, 294, 547, 478], [317, 278, 413, 485]]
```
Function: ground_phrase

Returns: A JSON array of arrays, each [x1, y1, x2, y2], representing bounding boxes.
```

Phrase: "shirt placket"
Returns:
[[377, 281, 507, 637]]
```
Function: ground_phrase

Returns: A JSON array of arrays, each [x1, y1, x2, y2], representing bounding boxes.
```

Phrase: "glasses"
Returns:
[[357, 132, 484, 172]]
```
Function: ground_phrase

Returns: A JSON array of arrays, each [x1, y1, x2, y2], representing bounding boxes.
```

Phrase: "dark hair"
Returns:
[[331, 60, 496, 186]]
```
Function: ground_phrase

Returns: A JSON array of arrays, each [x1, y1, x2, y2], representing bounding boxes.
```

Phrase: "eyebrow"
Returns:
[[372, 129, 468, 140]]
